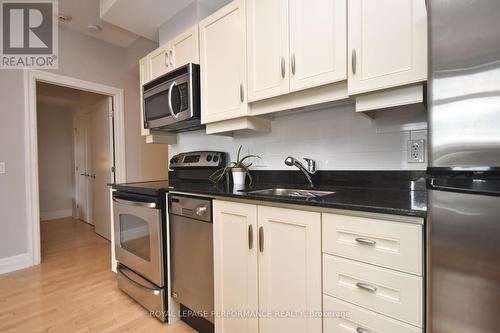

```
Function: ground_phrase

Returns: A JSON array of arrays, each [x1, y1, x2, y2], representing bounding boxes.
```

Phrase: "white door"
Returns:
[[199, 0, 248, 124], [74, 113, 92, 224], [257, 206, 322, 333], [213, 200, 259, 333], [246, 0, 289, 102], [348, 0, 427, 95], [171, 25, 199, 68], [89, 97, 113, 240], [289, 0, 347, 92]]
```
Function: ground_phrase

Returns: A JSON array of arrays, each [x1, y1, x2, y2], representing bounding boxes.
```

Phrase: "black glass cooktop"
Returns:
[[113, 180, 170, 196]]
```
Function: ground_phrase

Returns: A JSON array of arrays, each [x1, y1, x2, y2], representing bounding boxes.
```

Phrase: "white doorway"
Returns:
[[73, 97, 114, 240], [26, 70, 126, 265]]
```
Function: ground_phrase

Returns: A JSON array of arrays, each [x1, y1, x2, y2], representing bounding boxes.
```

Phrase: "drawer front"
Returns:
[[323, 295, 421, 333], [323, 255, 423, 327], [322, 213, 423, 275]]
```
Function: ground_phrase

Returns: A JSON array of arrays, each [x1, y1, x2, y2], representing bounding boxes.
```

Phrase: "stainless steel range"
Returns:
[[112, 151, 226, 324]]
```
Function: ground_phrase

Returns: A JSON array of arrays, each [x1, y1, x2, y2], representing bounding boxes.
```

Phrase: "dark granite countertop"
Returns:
[[168, 180, 427, 218]]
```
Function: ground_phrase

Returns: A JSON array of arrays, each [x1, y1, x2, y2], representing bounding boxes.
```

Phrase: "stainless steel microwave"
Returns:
[[143, 63, 202, 132]]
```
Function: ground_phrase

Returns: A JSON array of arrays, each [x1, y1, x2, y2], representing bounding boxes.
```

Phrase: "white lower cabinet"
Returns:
[[323, 296, 421, 333], [213, 200, 322, 333]]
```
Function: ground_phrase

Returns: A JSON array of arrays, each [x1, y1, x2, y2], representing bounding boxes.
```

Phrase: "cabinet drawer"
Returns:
[[322, 213, 422, 275], [323, 295, 421, 333], [323, 255, 423, 327]]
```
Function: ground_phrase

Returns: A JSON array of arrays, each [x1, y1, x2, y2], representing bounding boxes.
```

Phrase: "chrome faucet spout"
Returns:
[[284, 156, 316, 186]]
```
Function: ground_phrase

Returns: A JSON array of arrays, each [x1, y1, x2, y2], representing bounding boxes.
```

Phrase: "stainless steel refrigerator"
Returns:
[[427, 0, 500, 332]]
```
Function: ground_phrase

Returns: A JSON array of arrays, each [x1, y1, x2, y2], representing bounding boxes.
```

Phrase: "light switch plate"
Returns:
[[407, 139, 425, 163], [0, 162, 5, 174]]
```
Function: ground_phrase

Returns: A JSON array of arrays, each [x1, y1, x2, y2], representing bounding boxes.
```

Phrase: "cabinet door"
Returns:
[[171, 25, 199, 69], [149, 43, 171, 80], [246, 0, 289, 102], [289, 0, 347, 92], [257, 206, 322, 333], [213, 200, 259, 333], [348, 0, 427, 95], [199, 0, 248, 124]]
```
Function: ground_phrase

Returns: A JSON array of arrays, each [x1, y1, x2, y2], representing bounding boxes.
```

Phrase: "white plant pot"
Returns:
[[232, 169, 246, 185]]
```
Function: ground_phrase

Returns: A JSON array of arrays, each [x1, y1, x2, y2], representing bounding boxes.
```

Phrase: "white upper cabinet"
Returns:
[[348, 0, 427, 95], [246, 0, 347, 103], [246, 0, 290, 102], [148, 43, 170, 81], [289, 0, 347, 92], [200, 0, 249, 124], [171, 25, 200, 69]]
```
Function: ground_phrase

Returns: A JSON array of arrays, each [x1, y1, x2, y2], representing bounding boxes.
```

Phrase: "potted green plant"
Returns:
[[209, 146, 260, 186]]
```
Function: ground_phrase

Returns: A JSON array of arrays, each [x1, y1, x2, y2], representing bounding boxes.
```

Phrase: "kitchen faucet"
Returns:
[[284, 156, 316, 186]]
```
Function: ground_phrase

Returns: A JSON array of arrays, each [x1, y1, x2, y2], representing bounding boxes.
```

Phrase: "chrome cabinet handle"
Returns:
[[169, 50, 173, 66], [167, 80, 178, 119], [356, 327, 372, 333], [240, 83, 244, 102], [248, 224, 253, 250], [118, 266, 161, 295], [112, 197, 156, 209], [291, 53, 296, 75], [355, 237, 376, 246], [352, 49, 357, 74], [259, 226, 264, 252], [356, 282, 378, 293], [281, 56, 286, 78], [165, 51, 169, 67]]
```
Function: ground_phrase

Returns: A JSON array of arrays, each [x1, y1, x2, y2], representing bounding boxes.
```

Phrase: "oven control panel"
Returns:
[[169, 151, 227, 169]]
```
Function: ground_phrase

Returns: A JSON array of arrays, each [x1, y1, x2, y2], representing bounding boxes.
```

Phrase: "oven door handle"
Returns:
[[118, 266, 161, 296], [167, 80, 178, 119], [112, 197, 156, 209]]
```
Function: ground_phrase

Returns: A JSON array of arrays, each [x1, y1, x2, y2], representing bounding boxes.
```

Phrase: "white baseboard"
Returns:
[[0, 253, 34, 275], [40, 209, 73, 221]]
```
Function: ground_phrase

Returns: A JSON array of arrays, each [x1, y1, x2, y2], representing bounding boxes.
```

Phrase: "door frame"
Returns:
[[24, 69, 126, 266]]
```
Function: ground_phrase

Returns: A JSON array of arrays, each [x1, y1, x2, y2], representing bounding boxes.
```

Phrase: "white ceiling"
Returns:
[[58, 0, 140, 48], [100, 0, 195, 42]]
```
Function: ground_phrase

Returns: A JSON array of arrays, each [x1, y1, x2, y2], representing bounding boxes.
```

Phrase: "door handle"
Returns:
[[240, 83, 244, 103], [355, 237, 376, 246], [281, 56, 286, 78], [352, 49, 357, 75], [112, 197, 157, 209], [165, 52, 169, 67], [118, 266, 161, 295], [167, 80, 178, 119], [248, 224, 253, 250], [356, 282, 378, 293], [259, 226, 264, 252], [169, 50, 173, 66], [356, 327, 373, 333], [291, 53, 296, 75]]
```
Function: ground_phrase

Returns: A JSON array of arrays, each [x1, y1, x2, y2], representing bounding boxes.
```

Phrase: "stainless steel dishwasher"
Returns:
[[169, 194, 214, 332]]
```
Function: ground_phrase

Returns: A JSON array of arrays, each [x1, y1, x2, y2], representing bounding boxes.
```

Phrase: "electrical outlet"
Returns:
[[407, 139, 425, 163], [0, 162, 5, 174]]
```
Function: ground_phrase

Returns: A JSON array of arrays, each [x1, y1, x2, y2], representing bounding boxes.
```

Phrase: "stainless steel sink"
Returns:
[[243, 188, 335, 198]]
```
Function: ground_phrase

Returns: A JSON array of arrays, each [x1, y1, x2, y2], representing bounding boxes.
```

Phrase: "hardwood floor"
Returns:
[[0, 218, 195, 333]]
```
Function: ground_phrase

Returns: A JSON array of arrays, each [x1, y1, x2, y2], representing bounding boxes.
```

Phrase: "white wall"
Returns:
[[0, 26, 167, 264], [169, 104, 428, 170], [37, 105, 75, 220]]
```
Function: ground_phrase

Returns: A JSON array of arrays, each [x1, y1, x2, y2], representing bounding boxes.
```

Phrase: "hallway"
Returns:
[[0, 219, 193, 333]]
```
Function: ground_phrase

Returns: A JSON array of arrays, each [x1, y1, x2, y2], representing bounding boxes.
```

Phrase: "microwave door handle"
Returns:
[[167, 80, 178, 119]]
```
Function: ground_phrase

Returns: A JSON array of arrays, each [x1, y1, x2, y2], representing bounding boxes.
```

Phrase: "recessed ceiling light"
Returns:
[[87, 24, 102, 33], [58, 13, 72, 23]]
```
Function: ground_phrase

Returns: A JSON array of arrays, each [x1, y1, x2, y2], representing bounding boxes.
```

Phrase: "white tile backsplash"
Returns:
[[169, 104, 428, 170]]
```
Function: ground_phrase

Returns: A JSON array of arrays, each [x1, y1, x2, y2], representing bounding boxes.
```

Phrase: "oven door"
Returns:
[[143, 71, 193, 130], [113, 196, 163, 287]]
